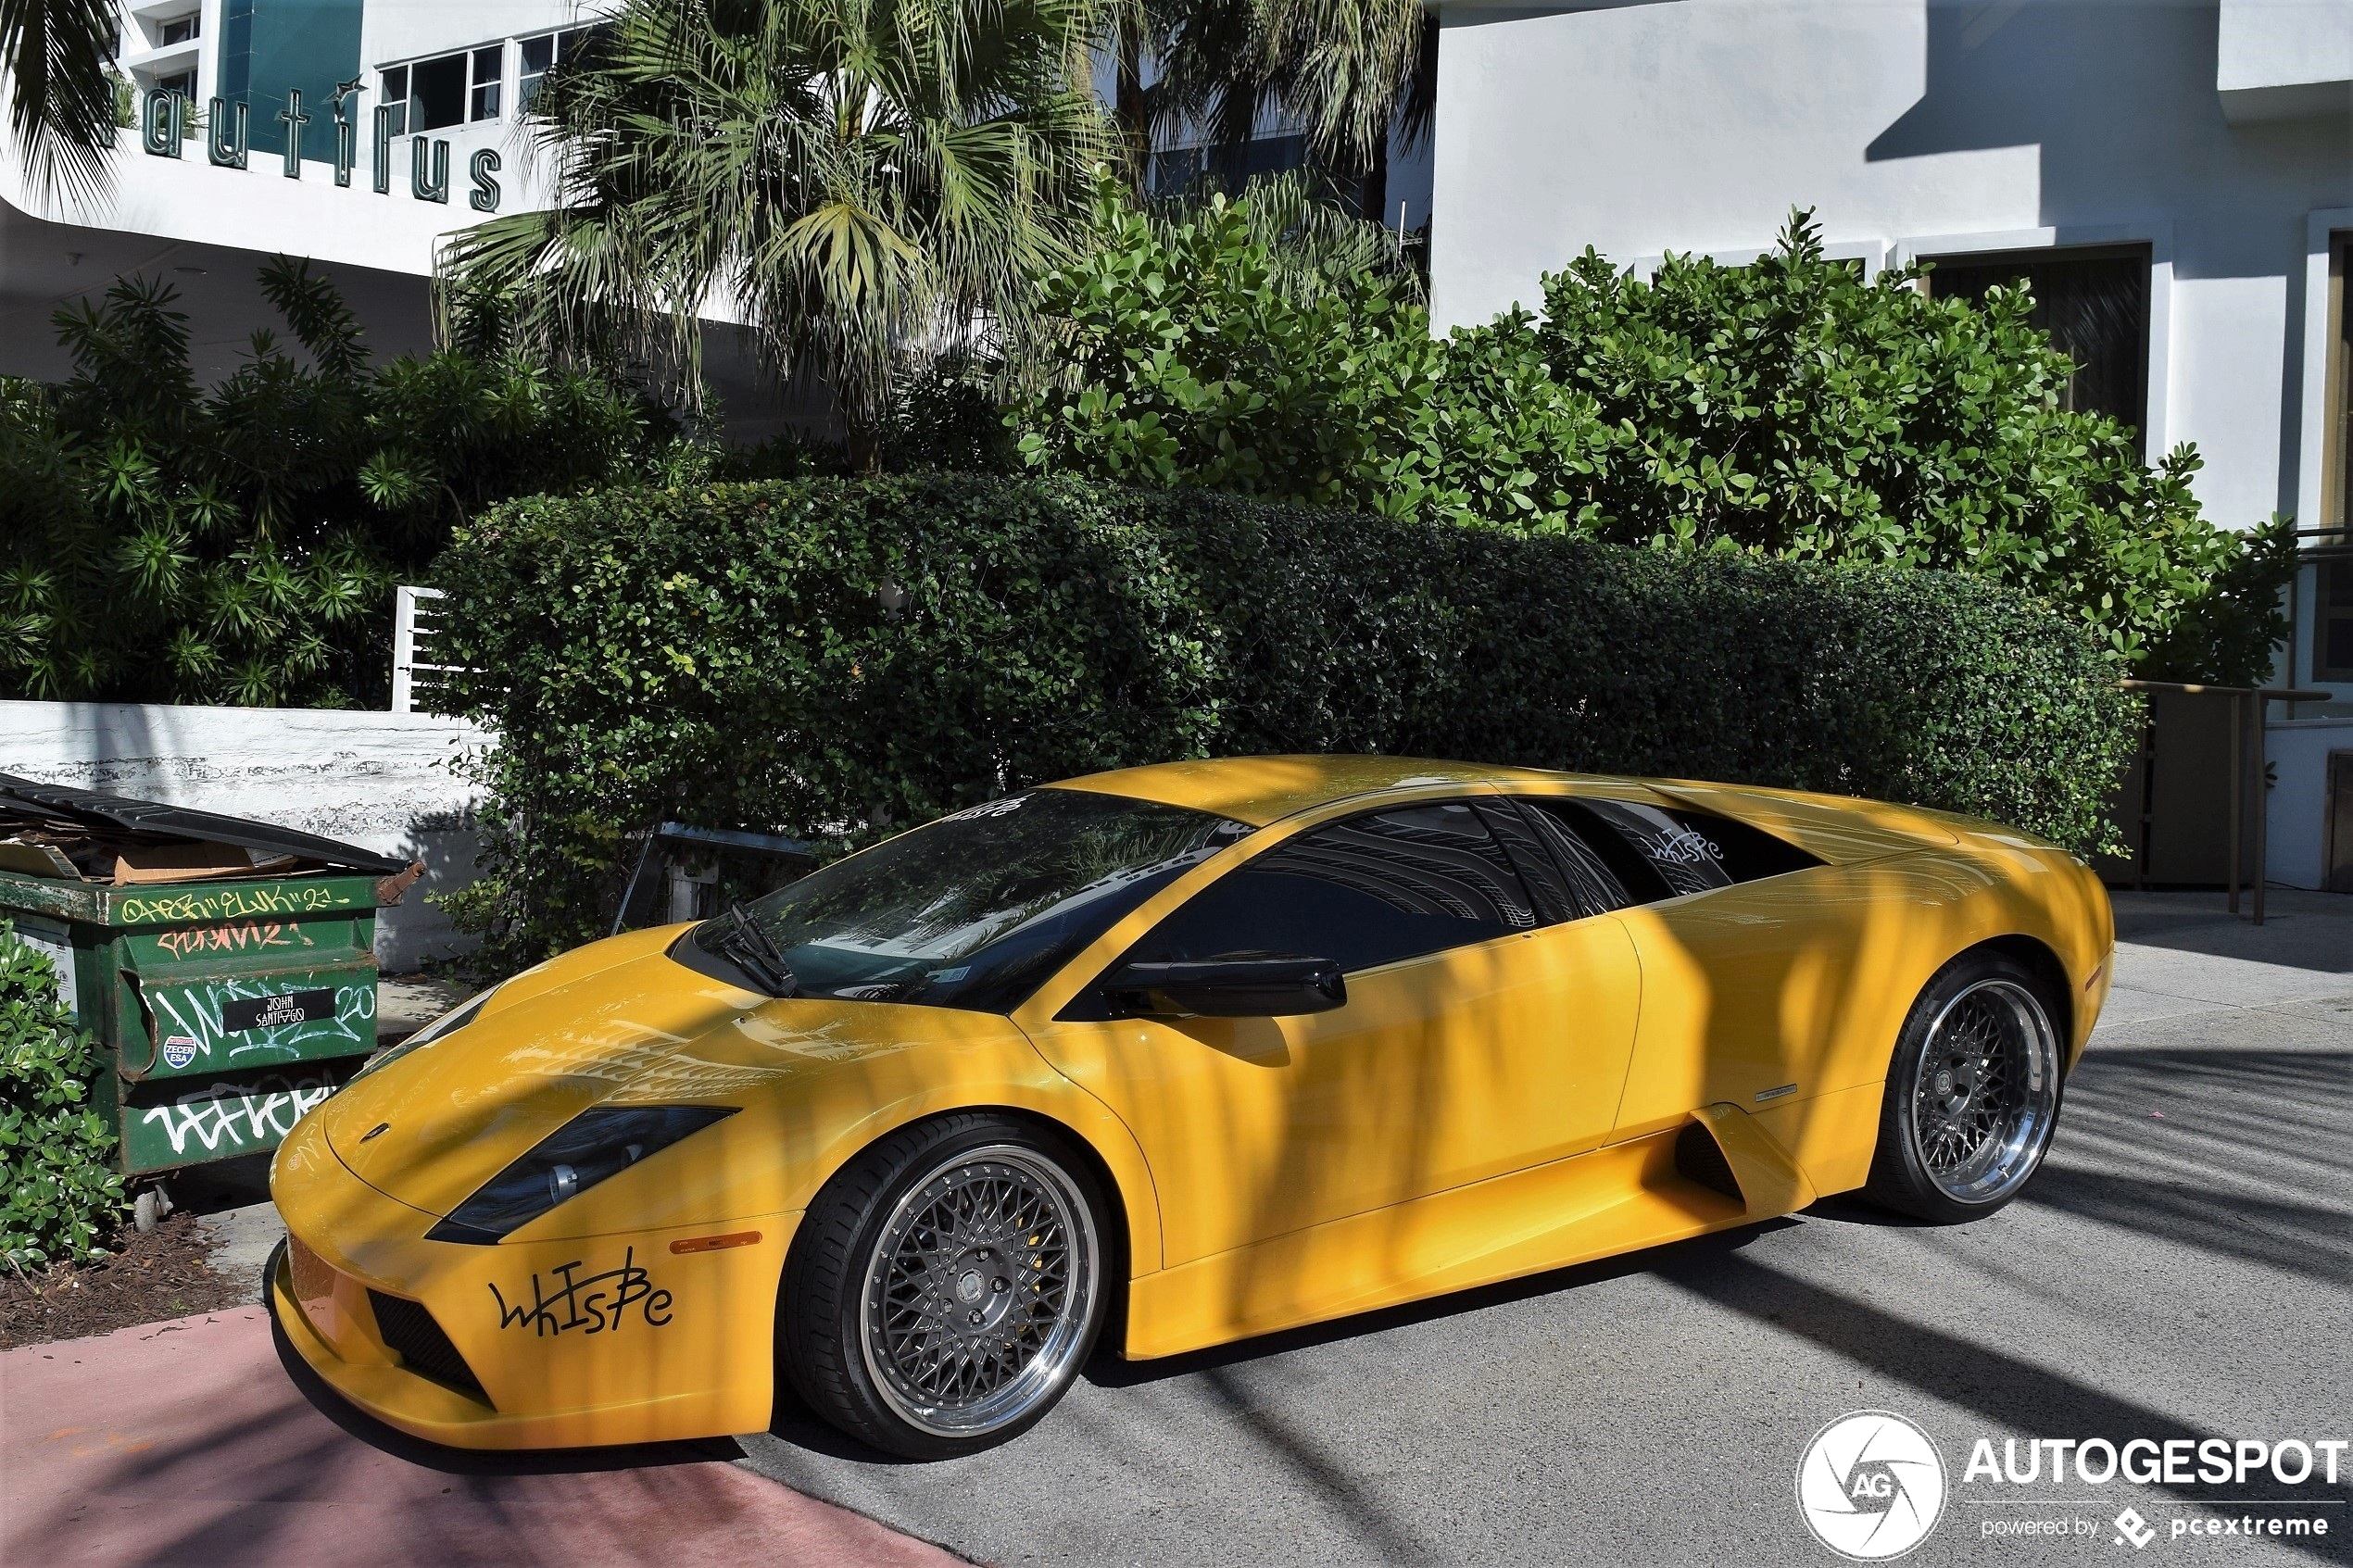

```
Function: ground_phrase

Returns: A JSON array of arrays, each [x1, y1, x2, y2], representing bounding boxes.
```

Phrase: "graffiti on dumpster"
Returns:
[[117, 883, 359, 923], [137, 1074, 339, 1157], [154, 920, 316, 960], [146, 978, 374, 1072]]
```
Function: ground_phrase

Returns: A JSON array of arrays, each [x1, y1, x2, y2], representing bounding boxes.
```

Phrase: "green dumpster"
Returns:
[[0, 773, 418, 1182]]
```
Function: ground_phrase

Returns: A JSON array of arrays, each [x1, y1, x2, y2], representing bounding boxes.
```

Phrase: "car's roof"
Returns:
[[1050, 755, 1592, 827]]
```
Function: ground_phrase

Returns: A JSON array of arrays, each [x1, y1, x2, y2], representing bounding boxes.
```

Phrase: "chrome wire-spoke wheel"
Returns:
[[1906, 978, 2059, 1205], [859, 1144, 1100, 1439]]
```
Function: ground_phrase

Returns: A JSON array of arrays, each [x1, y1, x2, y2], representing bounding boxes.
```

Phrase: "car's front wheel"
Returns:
[[778, 1112, 1109, 1459], [1864, 950, 2066, 1223]]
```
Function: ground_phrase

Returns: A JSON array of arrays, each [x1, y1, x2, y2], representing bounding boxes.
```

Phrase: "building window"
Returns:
[[1925, 245, 2151, 437], [1151, 134, 1308, 198], [384, 44, 503, 133], [380, 64, 409, 133], [157, 13, 199, 45], [2319, 564, 2353, 682], [2319, 235, 2353, 684], [157, 68, 195, 98], [518, 24, 606, 112], [469, 44, 502, 120]]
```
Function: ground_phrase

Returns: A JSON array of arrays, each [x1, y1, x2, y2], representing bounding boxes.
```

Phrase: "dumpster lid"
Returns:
[[0, 772, 409, 879]]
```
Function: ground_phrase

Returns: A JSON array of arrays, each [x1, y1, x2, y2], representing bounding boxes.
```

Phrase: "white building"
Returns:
[[0, 2, 644, 388], [1429, 0, 2353, 887]]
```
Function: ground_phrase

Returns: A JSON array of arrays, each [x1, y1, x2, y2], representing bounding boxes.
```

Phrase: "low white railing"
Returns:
[[391, 585, 461, 715]]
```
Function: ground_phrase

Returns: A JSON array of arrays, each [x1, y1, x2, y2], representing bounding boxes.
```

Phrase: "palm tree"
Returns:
[[1256, 0, 1434, 228], [441, 0, 1110, 471], [2, 0, 120, 200], [1150, 0, 1434, 227]]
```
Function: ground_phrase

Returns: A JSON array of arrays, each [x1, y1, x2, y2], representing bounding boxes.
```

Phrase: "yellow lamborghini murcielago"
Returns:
[[271, 756, 2112, 1458]]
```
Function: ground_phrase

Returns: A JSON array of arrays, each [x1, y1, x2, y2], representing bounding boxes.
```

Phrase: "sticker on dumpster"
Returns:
[[161, 1034, 200, 1070], [221, 988, 337, 1033]]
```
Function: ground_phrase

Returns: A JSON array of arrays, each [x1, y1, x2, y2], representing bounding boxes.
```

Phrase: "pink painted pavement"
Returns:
[[0, 1306, 958, 1568]]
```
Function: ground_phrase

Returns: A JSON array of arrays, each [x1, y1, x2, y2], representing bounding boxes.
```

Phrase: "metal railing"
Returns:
[[2118, 679, 2332, 925]]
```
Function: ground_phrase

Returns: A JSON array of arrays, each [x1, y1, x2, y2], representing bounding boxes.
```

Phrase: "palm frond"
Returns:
[[1, 0, 118, 203]]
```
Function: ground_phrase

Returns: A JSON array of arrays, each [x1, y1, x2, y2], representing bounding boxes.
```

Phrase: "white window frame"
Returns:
[[378, 41, 507, 136]]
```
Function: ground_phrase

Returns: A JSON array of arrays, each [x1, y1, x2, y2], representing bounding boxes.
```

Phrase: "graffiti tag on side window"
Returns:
[[1645, 828, 1723, 867], [945, 796, 1028, 821]]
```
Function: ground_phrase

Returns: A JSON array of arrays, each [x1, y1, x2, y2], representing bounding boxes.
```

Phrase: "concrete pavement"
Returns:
[[739, 891, 2353, 1567]]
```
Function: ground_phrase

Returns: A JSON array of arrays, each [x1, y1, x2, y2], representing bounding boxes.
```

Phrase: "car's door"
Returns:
[[1026, 797, 1643, 1267], [1509, 792, 1880, 1144]]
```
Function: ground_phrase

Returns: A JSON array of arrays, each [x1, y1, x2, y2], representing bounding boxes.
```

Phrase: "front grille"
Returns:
[[368, 1290, 492, 1406]]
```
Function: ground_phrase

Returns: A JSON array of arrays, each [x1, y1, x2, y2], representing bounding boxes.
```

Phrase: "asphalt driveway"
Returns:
[[740, 891, 2353, 1567]]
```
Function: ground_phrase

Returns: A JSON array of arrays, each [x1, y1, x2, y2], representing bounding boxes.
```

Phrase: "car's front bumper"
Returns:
[[270, 1114, 797, 1449]]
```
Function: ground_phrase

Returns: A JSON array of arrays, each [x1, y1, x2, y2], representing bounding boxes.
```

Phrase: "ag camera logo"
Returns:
[[1797, 1411, 1947, 1561]]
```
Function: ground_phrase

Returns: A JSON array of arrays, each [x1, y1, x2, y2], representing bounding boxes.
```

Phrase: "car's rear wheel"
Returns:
[[1864, 951, 2065, 1223], [778, 1112, 1108, 1459]]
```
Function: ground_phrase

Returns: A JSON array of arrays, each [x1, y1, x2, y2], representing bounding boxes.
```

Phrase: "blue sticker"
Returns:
[[162, 1035, 199, 1070]]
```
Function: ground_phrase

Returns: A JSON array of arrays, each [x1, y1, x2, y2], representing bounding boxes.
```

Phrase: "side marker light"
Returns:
[[670, 1231, 761, 1255]]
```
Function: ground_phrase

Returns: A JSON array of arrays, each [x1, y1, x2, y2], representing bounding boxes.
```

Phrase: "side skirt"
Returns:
[[1123, 1114, 1805, 1361]]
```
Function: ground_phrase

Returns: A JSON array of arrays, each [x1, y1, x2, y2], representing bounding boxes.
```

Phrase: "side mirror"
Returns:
[[1101, 952, 1346, 1019]]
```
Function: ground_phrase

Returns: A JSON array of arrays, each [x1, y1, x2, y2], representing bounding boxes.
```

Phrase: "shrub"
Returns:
[[0, 924, 123, 1267], [1012, 203, 2295, 685], [432, 473, 2137, 965], [0, 260, 681, 708]]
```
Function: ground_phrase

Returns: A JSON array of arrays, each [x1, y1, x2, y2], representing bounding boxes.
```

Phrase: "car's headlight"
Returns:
[[353, 985, 498, 1082], [425, 1105, 736, 1244]]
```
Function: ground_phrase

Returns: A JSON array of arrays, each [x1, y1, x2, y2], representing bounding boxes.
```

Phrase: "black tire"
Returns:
[[1864, 949, 2067, 1224], [778, 1111, 1110, 1460]]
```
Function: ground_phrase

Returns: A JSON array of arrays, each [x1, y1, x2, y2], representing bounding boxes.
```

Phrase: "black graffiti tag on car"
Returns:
[[487, 1246, 673, 1336]]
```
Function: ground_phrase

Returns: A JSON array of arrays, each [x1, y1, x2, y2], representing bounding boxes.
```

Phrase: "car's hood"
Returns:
[[316, 930, 948, 1221]]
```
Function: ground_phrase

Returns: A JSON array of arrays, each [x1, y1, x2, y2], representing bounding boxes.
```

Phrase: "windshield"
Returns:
[[686, 788, 1251, 1012]]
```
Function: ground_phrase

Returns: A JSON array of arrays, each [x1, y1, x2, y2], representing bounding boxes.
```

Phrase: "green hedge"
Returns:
[[1, 924, 123, 1266], [433, 474, 2137, 963], [1012, 200, 2296, 685]]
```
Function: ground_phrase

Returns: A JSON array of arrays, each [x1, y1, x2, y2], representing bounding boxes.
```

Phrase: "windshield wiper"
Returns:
[[711, 903, 800, 997]]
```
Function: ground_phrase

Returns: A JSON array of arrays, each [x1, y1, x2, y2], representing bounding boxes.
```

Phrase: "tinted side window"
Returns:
[[1519, 799, 1668, 904], [1121, 801, 1537, 975], [1663, 806, 1821, 884], [1482, 798, 1629, 922], [1538, 798, 1820, 901]]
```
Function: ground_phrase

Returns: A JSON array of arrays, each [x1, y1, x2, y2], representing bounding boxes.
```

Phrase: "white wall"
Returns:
[[2266, 717, 2353, 889], [0, 700, 486, 969], [1429, 0, 2353, 533]]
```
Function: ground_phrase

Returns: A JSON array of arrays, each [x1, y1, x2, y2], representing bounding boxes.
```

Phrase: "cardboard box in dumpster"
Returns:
[[0, 773, 424, 1175]]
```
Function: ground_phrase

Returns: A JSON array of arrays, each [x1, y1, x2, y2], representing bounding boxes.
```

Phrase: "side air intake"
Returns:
[[1674, 1122, 1745, 1204]]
